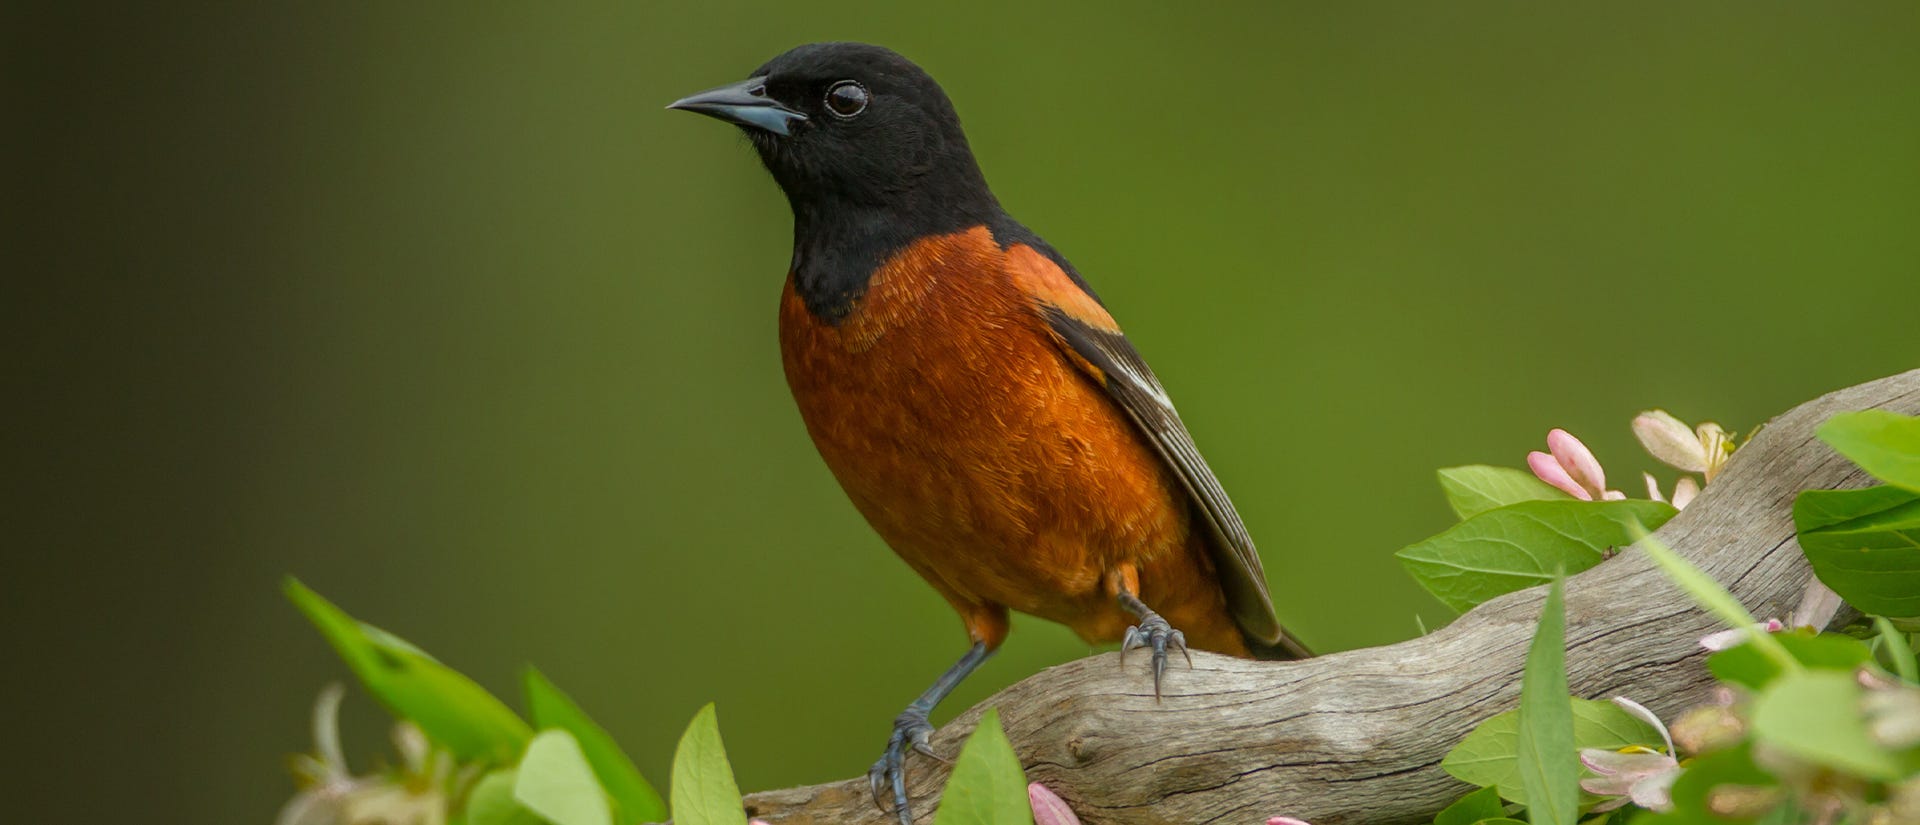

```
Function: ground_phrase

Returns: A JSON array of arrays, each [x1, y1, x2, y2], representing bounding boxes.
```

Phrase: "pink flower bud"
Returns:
[[1029, 782, 1082, 825], [1547, 428, 1608, 497], [1529, 450, 1591, 500], [1268, 819, 1313, 825]]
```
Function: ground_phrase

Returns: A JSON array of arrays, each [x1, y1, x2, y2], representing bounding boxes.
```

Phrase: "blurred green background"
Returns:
[[12, 2, 1918, 823]]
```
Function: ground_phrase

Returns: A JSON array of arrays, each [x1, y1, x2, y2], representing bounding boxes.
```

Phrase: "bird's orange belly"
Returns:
[[776, 230, 1222, 646]]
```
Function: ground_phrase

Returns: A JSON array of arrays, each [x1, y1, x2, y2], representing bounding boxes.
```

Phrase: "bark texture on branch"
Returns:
[[742, 370, 1920, 825]]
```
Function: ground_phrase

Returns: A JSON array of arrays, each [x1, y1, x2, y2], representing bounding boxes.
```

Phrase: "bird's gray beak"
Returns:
[[667, 76, 807, 136]]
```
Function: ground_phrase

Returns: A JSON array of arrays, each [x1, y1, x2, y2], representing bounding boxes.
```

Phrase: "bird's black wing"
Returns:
[[1005, 241, 1308, 657]]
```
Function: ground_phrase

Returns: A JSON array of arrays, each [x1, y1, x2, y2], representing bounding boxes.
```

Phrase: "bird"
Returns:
[[668, 42, 1310, 823]]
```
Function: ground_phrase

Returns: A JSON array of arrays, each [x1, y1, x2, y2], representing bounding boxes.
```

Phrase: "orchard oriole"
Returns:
[[670, 42, 1310, 823]]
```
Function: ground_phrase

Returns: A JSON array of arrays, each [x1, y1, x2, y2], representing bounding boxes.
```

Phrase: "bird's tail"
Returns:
[[1246, 631, 1314, 661]]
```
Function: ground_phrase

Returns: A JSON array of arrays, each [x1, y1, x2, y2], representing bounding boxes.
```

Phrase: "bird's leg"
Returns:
[[868, 641, 992, 824], [1117, 589, 1192, 699]]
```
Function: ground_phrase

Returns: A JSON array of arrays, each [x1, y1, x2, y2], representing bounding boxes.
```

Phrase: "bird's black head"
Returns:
[[669, 42, 999, 230]]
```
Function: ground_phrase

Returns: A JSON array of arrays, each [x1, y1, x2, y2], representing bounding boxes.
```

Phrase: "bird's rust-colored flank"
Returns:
[[780, 226, 1248, 656]]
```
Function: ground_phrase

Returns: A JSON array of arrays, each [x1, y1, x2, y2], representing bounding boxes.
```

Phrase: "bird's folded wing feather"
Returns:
[[1003, 244, 1284, 645]]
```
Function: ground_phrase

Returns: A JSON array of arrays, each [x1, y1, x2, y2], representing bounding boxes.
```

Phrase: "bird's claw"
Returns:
[[868, 708, 939, 823], [1120, 612, 1191, 699]]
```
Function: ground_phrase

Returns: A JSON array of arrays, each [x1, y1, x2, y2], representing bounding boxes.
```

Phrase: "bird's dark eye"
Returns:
[[824, 80, 868, 118]]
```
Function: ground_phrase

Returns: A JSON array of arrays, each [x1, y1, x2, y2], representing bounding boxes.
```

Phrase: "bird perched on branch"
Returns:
[[669, 41, 1310, 823]]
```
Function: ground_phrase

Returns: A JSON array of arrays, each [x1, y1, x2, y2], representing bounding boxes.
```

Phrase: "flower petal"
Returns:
[[1029, 782, 1083, 825], [1267, 819, 1313, 825], [1581, 748, 1675, 777], [1700, 621, 1783, 651], [1581, 775, 1636, 798], [1580, 749, 1628, 777], [1611, 696, 1674, 755], [1547, 428, 1609, 498], [1529, 450, 1591, 500], [1634, 410, 1709, 473], [1671, 477, 1699, 510], [1698, 627, 1747, 651], [1788, 579, 1843, 631], [1643, 472, 1665, 503], [1628, 767, 1680, 811]]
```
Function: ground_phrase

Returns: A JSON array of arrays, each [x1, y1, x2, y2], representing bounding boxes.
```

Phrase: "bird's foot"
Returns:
[[867, 706, 944, 824], [1120, 610, 1192, 699]]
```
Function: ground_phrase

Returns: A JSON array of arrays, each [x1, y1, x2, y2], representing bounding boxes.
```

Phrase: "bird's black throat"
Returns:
[[783, 183, 998, 324]]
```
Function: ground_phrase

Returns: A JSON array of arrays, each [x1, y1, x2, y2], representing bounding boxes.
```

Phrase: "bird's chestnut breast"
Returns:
[[775, 226, 1189, 623]]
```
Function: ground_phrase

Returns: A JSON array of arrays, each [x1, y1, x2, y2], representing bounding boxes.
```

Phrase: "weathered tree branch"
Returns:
[[741, 370, 1920, 825]]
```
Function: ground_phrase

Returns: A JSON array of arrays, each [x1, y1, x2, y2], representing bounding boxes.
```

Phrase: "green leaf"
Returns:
[[284, 578, 531, 762], [1434, 786, 1506, 825], [1516, 578, 1578, 825], [516, 730, 613, 825], [1657, 745, 1775, 825], [1750, 670, 1902, 780], [1875, 616, 1918, 684], [1707, 631, 1873, 690], [1439, 465, 1570, 520], [670, 704, 746, 825], [1398, 500, 1677, 612], [1443, 699, 1662, 804], [1793, 485, 1920, 618], [1794, 484, 1919, 532], [1468, 820, 1528, 825], [1818, 410, 1920, 492], [1635, 535, 1800, 674], [524, 668, 667, 824], [468, 769, 544, 825], [934, 708, 1032, 825]]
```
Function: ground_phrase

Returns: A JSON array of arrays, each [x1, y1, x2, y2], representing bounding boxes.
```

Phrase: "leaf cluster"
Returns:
[[1401, 466, 1675, 613], [286, 581, 1036, 825], [1427, 412, 1920, 824]]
